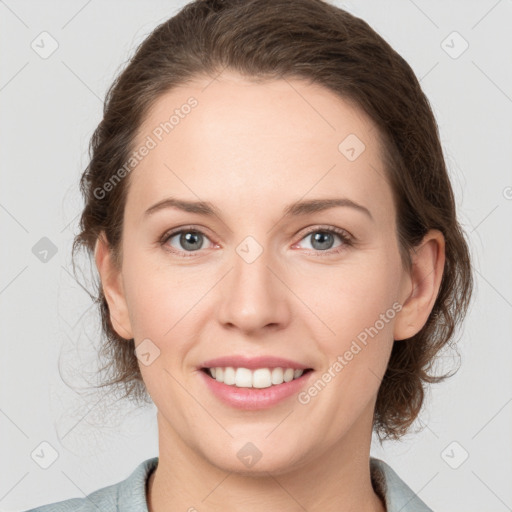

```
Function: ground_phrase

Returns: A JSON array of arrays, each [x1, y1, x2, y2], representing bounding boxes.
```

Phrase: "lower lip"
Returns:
[[199, 369, 314, 410]]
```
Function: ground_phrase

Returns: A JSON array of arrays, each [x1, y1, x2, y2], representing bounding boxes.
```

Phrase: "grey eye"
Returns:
[[167, 230, 208, 252]]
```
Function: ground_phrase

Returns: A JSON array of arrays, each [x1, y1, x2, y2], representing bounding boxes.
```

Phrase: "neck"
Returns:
[[147, 405, 386, 512]]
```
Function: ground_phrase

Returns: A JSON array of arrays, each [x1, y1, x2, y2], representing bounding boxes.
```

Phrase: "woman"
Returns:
[[25, 0, 473, 510]]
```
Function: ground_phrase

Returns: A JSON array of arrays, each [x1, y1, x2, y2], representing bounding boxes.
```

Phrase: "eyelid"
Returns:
[[296, 224, 353, 242], [160, 224, 354, 257], [159, 225, 217, 256], [293, 225, 353, 254]]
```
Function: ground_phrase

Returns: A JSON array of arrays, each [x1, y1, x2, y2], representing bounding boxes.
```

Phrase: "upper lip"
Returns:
[[200, 355, 312, 370]]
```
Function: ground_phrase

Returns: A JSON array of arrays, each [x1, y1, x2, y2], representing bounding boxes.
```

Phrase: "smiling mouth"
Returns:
[[201, 367, 314, 388]]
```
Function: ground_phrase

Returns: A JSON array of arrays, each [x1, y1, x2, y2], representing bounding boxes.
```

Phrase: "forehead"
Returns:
[[127, 71, 392, 221]]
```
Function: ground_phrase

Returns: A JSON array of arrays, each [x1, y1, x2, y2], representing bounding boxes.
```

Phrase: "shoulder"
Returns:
[[370, 457, 434, 512], [22, 457, 159, 512]]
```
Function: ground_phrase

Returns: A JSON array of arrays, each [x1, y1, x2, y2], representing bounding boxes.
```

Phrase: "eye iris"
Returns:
[[311, 231, 334, 250], [171, 230, 340, 252], [181, 231, 203, 251]]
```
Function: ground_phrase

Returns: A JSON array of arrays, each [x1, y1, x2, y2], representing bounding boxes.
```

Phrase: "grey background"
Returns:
[[1, 1, 511, 510]]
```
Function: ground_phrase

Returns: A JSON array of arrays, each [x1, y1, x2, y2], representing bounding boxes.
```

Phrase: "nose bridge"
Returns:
[[217, 234, 289, 332]]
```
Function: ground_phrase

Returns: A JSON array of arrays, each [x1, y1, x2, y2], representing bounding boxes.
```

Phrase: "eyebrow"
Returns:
[[144, 197, 373, 221]]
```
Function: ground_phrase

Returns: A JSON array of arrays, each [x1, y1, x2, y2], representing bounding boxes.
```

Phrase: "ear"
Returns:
[[393, 229, 446, 341], [94, 233, 133, 340]]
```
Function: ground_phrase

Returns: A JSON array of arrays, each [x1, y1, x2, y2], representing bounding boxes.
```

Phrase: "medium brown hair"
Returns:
[[72, 0, 473, 441]]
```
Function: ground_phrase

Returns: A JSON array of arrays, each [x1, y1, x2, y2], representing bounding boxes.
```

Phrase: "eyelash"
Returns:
[[159, 225, 353, 258]]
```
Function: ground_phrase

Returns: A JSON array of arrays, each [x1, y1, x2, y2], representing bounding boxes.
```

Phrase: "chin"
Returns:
[[200, 440, 309, 477]]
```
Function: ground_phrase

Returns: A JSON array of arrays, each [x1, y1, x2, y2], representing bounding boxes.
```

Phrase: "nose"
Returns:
[[217, 244, 291, 335]]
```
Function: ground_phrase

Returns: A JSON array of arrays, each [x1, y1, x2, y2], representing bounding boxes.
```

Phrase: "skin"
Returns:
[[95, 70, 445, 512]]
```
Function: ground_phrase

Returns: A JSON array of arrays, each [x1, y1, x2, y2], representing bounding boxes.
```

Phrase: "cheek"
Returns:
[[307, 257, 401, 338], [120, 246, 174, 339], [308, 271, 398, 404], [121, 257, 204, 394], [121, 248, 215, 374], [301, 255, 402, 398], [126, 272, 199, 340], [121, 227, 402, 353]]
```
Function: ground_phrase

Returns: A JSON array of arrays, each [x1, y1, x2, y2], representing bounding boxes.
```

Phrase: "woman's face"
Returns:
[[101, 71, 422, 474]]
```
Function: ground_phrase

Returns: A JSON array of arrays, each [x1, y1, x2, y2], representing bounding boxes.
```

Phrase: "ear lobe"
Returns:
[[393, 229, 446, 341], [94, 234, 133, 340]]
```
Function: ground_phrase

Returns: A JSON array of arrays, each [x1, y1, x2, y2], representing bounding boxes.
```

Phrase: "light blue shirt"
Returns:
[[23, 456, 433, 511]]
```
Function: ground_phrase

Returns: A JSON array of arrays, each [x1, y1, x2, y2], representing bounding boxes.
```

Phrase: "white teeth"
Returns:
[[235, 368, 253, 388], [283, 368, 294, 382], [252, 368, 271, 388], [207, 366, 306, 388], [223, 366, 236, 385], [271, 367, 283, 385]]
